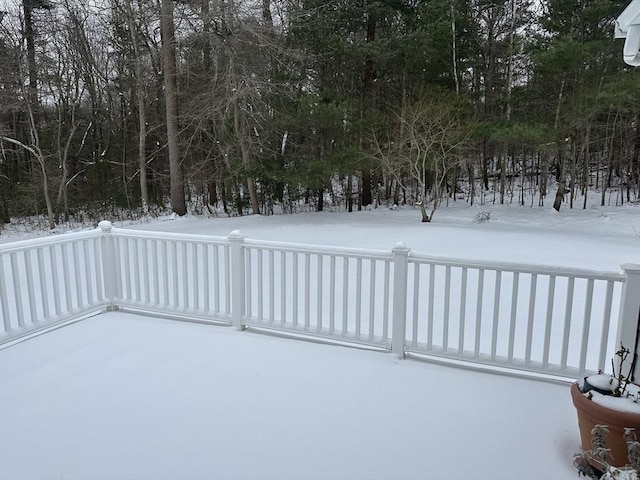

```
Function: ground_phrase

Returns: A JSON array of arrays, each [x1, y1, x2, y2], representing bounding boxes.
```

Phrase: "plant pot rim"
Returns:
[[571, 382, 640, 428]]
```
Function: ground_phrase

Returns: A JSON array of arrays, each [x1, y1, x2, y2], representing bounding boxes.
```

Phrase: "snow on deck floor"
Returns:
[[1, 312, 579, 480]]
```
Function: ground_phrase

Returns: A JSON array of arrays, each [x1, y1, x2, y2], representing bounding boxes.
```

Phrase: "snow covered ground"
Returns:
[[2, 311, 579, 480], [1, 201, 639, 479], [121, 201, 640, 272]]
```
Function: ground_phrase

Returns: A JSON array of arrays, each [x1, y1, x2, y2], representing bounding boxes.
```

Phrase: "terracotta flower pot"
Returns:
[[571, 382, 640, 468]]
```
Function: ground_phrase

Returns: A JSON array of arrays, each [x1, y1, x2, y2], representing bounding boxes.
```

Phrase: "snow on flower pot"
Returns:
[[571, 381, 640, 469]]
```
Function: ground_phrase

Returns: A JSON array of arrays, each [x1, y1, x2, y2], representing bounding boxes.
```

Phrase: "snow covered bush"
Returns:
[[473, 211, 491, 224], [573, 426, 640, 479]]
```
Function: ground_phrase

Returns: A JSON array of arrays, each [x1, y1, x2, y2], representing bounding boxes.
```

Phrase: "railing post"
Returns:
[[229, 230, 246, 330], [616, 263, 640, 381], [98, 220, 118, 311], [391, 242, 410, 357]]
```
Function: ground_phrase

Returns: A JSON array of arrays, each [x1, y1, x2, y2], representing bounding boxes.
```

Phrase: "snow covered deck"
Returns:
[[1, 311, 579, 480]]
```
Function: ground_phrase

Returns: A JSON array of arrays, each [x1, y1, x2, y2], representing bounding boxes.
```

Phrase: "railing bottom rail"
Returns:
[[0, 306, 108, 349], [404, 349, 580, 385]]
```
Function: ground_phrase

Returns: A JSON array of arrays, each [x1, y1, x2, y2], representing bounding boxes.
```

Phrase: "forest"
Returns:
[[0, 0, 638, 229]]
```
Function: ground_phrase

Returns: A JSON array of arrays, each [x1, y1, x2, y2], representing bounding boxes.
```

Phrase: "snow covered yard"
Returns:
[[1, 202, 639, 479], [1, 311, 578, 480]]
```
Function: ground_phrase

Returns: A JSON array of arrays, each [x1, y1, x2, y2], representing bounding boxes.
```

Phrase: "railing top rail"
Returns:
[[110, 227, 229, 245], [409, 251, 625, 281], [244, 238, 394, 260], [0, 228, 103, 254]]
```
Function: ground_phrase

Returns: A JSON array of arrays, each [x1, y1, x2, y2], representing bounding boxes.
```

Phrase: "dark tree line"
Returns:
[[0, 0, 638, 228]]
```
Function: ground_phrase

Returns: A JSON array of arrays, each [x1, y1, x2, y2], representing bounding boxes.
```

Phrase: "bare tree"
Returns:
[[0, 11, 55, 228], [22, 0, 52, 111], [1, 135, 55, 229], [370, 94, 469, 223], [123, 0, 149, 212], [161, 0, 186, 215]]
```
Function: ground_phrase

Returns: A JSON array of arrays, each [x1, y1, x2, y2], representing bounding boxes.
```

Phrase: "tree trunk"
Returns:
[[633, 115, 640, 201], [161, 0, 186, 215], [419, 202, 430, 222], [582, 124, 590, 209], [232, 94, 260, 215], [450, 0, 459, 95], [540, 154, 548, 206], [360, 8, 376, 208], [23, 0, 38, 113], [569, 139, 576, 209], [55, 116, 79, 222], [126, 0, 149, 212]]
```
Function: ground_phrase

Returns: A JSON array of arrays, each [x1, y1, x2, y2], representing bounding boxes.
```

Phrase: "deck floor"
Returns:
[[0, 312, 579, 480]]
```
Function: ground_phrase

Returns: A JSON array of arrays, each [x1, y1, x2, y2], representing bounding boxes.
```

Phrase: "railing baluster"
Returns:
[[133, 239, 142, 305], [443, 265, 451, 352], [50, 245, 62, 316], [245, 248, 252, 319], [156, 240, 169, 306], [411, 263, 420, 348], [304, 253, 310, 330], [119, 239, 130, 303], [0, 255, 11, 332], [203, 244, 210, 313], [355, 257, 362, 338], [95, 239, 104, 302], [212, 245, 220, 313], [269, 250, 274, 322], [292, 252, 298, 326], [491, 270, 502, 360], [280, 251, 287, 324], [72, 240, 83, 309], [61, 245, 73, 312], [525, 274, 537, 364], [171, 241, 178, 307], [579, 279, 595, 372], [170, 242, 179, 308], [257, 249, 263, 321], [383, 260, 390, 342], [181, 242, 189, 309], [316, 254, 323, 332], [368, 260, 376, 340], [83, 240, 94, 307], [458, 267, 468, 354], [542, 275, 556, 368], [342, 256, 349, 337], [329, 255, 336, 333], [598, 280, 615, 371], [37, 248, 50, 319], [560, 277, 575, 370], [11, 253, 24, 327], [192, 244, 199, 311], [474, 269, 484, 358], [140, 239, 150, 306], [161, 240, 168, 306], [24, 249, 37, 323], [507, 272, 519, 362], [427, 264, 435, 350], [224, 245, 231, 315]]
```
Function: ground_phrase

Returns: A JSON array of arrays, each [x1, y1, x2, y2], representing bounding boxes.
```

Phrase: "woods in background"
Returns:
[[0, 0, 638, 228]]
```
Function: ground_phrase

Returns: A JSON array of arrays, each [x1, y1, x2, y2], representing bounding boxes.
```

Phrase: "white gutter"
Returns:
[[615, 0, 640, 66]]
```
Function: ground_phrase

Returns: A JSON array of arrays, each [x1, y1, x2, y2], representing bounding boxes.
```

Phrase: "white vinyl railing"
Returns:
[[1, 220, 639, 382], [402, 255, 629, 377], [107, 227, 232, 324], [0, 229, 109, 337]]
